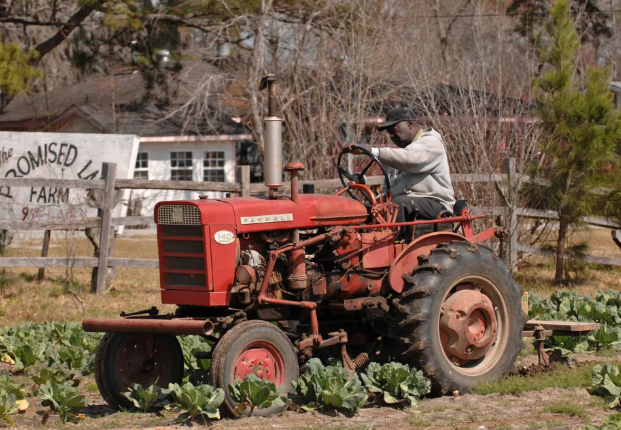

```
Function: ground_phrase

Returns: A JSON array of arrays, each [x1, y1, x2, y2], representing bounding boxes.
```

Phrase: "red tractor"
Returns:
[[83, 76, 525, 417]]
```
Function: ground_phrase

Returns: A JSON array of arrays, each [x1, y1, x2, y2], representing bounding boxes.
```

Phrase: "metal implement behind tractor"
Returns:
[[83, 75, 598, 417]]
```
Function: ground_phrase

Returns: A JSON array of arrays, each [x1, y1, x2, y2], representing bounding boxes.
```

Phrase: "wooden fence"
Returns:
[[0, 158, 619, 294]]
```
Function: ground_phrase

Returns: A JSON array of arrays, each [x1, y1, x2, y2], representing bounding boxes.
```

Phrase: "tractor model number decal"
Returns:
[[240, 213, 294, 225], [214, 230, 236, 244]]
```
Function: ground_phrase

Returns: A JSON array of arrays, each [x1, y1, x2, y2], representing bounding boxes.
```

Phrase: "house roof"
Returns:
[[0, 72, 147, 123], [0, 61, 249, 137]]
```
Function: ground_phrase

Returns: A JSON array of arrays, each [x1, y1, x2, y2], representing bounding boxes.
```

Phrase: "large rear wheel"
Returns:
[[94, 333, 184, 410], [393, 241, 525, 394], [210, 320, 298, 416]]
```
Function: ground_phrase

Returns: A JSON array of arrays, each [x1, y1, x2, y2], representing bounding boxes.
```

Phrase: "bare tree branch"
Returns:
[[0, 17, 80, 26], [32, 1, 99, 61]]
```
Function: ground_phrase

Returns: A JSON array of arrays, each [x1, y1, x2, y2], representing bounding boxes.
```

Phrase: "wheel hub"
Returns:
[[440, 289, 497, 361], [116, 334, 172, 388], [234, 342, 284, 386]]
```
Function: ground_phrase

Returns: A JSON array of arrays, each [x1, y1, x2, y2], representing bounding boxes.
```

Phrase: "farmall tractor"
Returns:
[[83, 76, 525, 416]]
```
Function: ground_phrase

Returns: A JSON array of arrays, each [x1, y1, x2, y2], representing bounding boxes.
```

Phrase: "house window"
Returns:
[[203, 151, 226, 182], [134, 152, 149, 179], [171, 151, 193, 181]]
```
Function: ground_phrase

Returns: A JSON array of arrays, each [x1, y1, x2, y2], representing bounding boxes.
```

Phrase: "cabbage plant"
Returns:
[[361, 362, 431, 405], [164, 382, 224, 422], [291, 358, 367, 412]]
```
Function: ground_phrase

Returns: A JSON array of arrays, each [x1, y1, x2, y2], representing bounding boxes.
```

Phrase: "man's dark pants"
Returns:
[[392, 194, 445, 239]]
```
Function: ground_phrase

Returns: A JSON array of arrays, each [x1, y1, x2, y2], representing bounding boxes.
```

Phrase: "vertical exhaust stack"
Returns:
[[260, 75, 283, 198]]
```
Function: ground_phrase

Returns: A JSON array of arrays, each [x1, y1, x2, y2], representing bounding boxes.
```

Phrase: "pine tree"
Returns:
[[531, 0, 621, 284], [0, 40, 41, 113]]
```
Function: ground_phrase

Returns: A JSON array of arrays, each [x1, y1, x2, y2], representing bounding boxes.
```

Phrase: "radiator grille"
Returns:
[[157, 205, 201, 225]]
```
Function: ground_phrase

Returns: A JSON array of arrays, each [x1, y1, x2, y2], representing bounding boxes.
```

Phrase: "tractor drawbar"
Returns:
[[83, 317, 214, 336]]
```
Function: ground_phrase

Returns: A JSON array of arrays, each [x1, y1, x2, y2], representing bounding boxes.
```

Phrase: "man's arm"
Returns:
[[374, 136, 446, 174]]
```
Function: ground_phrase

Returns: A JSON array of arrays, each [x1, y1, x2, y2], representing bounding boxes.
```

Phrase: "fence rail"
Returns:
[[1, 159, 619, 293]]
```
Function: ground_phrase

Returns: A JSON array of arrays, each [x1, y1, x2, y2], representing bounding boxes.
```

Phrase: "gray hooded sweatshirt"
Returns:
[[374, 128, 455, 211]]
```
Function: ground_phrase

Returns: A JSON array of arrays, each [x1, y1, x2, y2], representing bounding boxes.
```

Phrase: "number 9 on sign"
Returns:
[[214, 230, 236, 245]]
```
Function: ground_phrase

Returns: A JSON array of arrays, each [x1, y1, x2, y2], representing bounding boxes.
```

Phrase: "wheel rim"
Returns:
[[233, 341, 286, 386], [438, 275, 509, 377], [115, 334, 174, 389]]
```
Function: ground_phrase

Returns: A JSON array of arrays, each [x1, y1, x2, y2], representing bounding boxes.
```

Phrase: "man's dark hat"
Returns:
[[378, 108, 416, 131]]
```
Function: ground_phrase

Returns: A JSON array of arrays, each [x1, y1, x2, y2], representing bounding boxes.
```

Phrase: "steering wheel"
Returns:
[[337, 145, 391, 204]]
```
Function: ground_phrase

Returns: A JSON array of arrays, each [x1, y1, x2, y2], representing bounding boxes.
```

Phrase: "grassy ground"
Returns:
[[0, 230, 175, 325], [471, 362, 598, 395], [515, 227, 621, 297]]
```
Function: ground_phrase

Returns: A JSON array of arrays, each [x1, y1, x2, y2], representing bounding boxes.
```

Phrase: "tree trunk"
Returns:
[[554, 219, 568, 285]]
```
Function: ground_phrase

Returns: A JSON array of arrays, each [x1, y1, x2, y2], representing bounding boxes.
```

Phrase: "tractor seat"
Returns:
[[408, 199, 468, 239]]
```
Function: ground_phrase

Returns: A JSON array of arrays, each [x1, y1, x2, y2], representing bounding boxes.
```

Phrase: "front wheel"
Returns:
[[210, 320, 298, 416], [393, 241, 525, 394], [94, 333, 184, 410]]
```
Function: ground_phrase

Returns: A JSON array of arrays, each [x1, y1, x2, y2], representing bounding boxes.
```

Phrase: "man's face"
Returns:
[[387, 120, 415, 148]]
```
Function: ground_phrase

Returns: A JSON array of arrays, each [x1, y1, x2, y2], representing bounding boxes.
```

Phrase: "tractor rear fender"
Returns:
[[388, 232, 468, 293]]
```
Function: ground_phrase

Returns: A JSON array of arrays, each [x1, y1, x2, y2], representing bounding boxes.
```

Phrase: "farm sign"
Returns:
[[0, 132, 139, 223]]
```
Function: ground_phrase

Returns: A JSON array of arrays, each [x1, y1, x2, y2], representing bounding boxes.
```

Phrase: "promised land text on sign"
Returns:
[[0, 132, 139, 223]]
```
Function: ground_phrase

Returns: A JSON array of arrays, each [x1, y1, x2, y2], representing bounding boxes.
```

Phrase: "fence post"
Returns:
[[93, 162, 117, 294], [36, 229, 51, 281], [240, 165, 250, 197], [502, 158, 518, 272]]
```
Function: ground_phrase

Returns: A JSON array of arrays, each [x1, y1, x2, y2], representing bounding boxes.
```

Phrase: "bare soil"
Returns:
[[6, 353, 618, 430]]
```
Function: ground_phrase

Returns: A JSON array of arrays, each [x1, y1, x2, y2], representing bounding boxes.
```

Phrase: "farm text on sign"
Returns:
[[0, 132, 139, 223]]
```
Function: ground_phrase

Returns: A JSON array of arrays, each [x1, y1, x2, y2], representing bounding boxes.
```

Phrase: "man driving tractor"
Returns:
[[343, 107, 455, 232]]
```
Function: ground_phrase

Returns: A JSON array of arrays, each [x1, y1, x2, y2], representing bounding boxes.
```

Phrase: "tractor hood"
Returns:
[[155, 195, 368, 233]]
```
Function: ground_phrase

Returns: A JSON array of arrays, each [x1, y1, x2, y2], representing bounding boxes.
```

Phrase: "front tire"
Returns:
[[393, 241, 525, 394], [210, 320, 298, 416], [94, 333, 184, 410]]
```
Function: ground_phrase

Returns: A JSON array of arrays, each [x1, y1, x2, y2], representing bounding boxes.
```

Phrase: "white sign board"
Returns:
[[0, 132, 139, 223]]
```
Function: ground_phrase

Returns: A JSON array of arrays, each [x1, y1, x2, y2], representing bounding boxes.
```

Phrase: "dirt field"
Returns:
[[5, 354, 618, 430]]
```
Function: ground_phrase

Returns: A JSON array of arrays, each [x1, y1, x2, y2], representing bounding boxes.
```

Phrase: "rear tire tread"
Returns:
[[393, 241, 525, 395]]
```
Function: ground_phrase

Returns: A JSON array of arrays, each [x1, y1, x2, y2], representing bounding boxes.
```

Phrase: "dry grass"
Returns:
[[0, 230, 175, 326], [516, 227, 621, 297]]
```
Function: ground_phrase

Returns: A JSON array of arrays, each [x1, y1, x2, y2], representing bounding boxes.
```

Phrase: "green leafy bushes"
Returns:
[[123, 384, 167, 412], [230, 374, 287, 415], [164, 382, 224, 422], [39, 381, 86, 423], [590, 364, 621, 408], [0, 322, 102, 372], [292, 358, 367, 412], [0, 321, 435, 424], [1, 337, 46, 371], [179, 335, 212, 385], [33, 366, 81, 387], [529, 291, 621, 353], [361, 362, 431, 405], [0, 373, 25, 399], [0, 389, 18, 424]]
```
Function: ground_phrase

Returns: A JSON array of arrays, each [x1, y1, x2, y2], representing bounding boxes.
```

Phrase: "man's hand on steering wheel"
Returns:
[[341, 144, 371, 155], [337, 144, 391, 205]]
